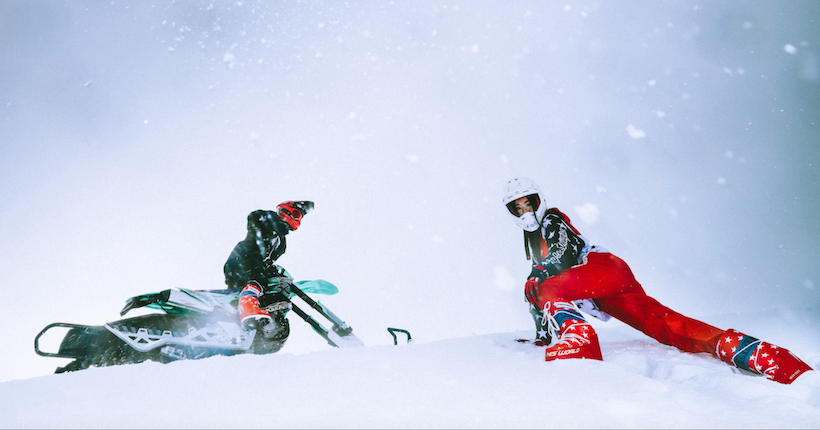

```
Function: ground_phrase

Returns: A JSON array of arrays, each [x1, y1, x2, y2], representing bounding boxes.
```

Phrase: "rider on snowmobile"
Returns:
[[223, 201, 314, 349]]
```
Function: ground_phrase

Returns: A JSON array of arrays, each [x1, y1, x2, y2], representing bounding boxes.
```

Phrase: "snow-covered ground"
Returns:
[[3, 306, 819, 428], [2, 1, 820, 427]]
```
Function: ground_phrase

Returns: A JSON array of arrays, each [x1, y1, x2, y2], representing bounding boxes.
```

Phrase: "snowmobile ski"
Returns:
[[287, 284, 365, 347]]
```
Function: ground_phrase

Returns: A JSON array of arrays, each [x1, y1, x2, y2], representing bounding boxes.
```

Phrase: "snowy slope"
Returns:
[[2, 1, 820, 427], [3, 307, 820, 429]]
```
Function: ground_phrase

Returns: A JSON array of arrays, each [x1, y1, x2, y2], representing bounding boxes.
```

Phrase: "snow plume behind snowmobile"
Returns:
[[34, 278, 371, 373]]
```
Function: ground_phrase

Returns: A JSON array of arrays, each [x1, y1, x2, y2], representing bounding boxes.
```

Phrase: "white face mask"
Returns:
[[515, 211, 540, 232]]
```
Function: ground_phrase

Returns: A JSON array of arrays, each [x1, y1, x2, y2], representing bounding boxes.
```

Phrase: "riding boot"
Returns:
[[542, 300, 603, 361], [716, 329, 813, 384], [237, 284, 272, 330], [529, 304, 552, 346]]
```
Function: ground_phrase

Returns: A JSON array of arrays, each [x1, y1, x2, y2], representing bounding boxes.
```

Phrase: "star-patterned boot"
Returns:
[[542, 300, 603, 362], [716, 329, 812, 384], [529, 304, 551, 346]]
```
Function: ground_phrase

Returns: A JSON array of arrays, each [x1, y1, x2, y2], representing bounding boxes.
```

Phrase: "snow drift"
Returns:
[[3, 306, 819, 428]]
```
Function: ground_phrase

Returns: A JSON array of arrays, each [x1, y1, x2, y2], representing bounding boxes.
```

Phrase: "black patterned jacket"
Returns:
[[524, 208, 589, 279]]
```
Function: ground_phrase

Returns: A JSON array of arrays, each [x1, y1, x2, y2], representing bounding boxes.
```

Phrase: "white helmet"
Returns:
[[502, 177, 546, 232]]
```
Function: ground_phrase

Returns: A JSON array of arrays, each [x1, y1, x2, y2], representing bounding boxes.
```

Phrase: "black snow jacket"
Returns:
[[223, 210, 290, 290]]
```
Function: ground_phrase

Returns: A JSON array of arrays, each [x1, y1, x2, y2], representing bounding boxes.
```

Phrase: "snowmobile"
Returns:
[[34, 276, 395, 373]]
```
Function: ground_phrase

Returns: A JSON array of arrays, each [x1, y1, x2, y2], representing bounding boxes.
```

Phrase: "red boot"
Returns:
[[716, 329, 813, 384], [238, 284, 272, 330], [542, 300, 603, 362]]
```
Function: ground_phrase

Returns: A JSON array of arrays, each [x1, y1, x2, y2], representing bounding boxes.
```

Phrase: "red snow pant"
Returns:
[[533, 251, 724, 355]]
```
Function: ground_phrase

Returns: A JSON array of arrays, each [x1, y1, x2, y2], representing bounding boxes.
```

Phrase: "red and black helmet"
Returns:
[[276, 201, 314, 231]]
